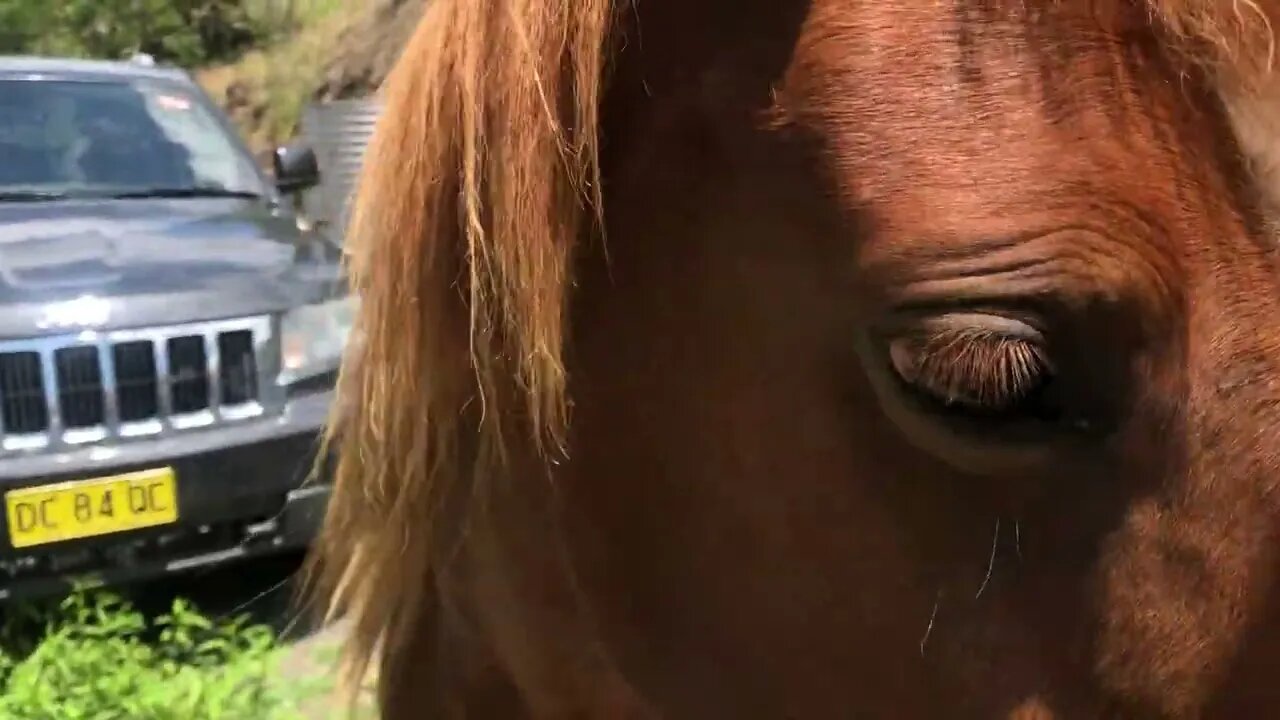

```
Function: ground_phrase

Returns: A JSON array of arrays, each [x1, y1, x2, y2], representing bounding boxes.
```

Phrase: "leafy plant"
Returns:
[[0, 0, 274, 67], [0, 587, 326, 719]]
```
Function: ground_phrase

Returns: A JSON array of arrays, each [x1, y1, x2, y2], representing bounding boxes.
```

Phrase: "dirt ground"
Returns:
[[278, 619, 378, 720]]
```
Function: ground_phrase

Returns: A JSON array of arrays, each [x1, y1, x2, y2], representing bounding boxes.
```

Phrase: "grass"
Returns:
[[0, 585, 376, 719]]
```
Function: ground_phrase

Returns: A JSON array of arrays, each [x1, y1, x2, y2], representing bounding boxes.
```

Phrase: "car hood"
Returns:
[[0, 197, 342, 337]]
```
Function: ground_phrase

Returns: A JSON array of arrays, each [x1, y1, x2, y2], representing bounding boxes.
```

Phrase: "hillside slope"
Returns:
[[315, 0, 424, 102], [197, 0, 423, 153]]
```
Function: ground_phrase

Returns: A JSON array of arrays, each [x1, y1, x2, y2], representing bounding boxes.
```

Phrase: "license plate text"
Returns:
[[5, 467, 179, 549]]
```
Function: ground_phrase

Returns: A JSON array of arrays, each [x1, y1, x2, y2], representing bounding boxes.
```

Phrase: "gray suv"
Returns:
[[0, 55, 347, 601]]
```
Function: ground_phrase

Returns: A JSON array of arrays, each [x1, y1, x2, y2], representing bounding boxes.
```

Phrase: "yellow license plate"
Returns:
[[5, 467, 179, 549]]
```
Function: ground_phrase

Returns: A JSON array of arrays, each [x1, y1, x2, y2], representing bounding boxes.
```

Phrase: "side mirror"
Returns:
[[273, 142, 320, 194]]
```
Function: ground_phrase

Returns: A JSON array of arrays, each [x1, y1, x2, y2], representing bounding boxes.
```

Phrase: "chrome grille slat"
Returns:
[[152, 332, 173, 420], [38, 348, 62, 438], [98, 335, 121, 431], [0, 316, 278, 453], [205, 330, 222, 414]]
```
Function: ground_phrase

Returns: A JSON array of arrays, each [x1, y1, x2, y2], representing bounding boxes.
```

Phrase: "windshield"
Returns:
[[0, 78, 265, 199]]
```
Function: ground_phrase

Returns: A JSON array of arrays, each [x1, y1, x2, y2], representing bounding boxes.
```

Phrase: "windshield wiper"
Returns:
[[105, 187, 264, 200], [0, 190, 72, 202]]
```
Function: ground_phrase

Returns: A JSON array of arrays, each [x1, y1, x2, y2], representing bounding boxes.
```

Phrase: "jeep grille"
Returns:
[[0, 316, 278, 452]]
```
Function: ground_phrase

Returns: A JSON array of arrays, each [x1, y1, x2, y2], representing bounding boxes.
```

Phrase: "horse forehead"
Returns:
[[795, 0, 1142, 40], [780, 6, 1171, 217], [787, 0, 1150, 114], [770, 1, 1217, 300]]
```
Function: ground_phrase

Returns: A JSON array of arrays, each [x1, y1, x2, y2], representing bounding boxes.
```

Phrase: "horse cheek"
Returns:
[[1094, 344, 1280, 716]]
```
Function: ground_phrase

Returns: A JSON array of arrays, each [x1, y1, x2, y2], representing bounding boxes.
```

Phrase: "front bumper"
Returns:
[[0, 391, 334, 602]]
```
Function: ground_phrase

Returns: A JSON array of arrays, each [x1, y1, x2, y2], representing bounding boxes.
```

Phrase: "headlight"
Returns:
[[279, 295, 357, 385]]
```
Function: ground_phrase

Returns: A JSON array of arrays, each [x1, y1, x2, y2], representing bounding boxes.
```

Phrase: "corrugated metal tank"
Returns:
[[300, 99, 383, 237]]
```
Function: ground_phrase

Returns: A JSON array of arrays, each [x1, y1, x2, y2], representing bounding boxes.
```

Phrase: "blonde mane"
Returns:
[[1151, 0, 1277, 78], [1149, 0, 1280, 215], [306, 0, 612, 700], [307, 0, 1280, 708]]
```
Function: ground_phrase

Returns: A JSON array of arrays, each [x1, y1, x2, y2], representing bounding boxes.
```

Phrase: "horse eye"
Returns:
[[886, 317, 1055, 417]]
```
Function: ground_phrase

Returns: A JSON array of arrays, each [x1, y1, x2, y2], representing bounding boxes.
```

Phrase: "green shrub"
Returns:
[[0, 0, 274, 67], [0, 588, 323, 720]]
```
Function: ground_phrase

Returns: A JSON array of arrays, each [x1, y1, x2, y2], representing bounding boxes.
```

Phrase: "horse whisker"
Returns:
[[1015, 520, 1022, 562], [975, 518, 1001, 600], [920, 590, 943, 657]]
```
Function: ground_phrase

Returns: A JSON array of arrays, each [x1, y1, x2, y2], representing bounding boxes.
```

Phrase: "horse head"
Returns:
[[311, 2, 1280, 717]]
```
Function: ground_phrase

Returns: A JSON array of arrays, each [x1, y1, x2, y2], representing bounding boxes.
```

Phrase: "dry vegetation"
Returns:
[[313, 0, 424, 102], [196, 0, 424, 154]]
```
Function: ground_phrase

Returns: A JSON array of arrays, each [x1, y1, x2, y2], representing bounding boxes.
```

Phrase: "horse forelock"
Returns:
[[1147, 1, 1280, 216], [1148, 0, 1279, 81], [309, 0, 1280, 711]]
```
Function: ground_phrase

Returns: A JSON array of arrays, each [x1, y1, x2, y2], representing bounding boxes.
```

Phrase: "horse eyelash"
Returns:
[[888, 329, 1053, 412]]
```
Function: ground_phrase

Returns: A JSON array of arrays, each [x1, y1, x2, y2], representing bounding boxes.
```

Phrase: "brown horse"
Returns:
[[308, 0, 1280, 717]]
